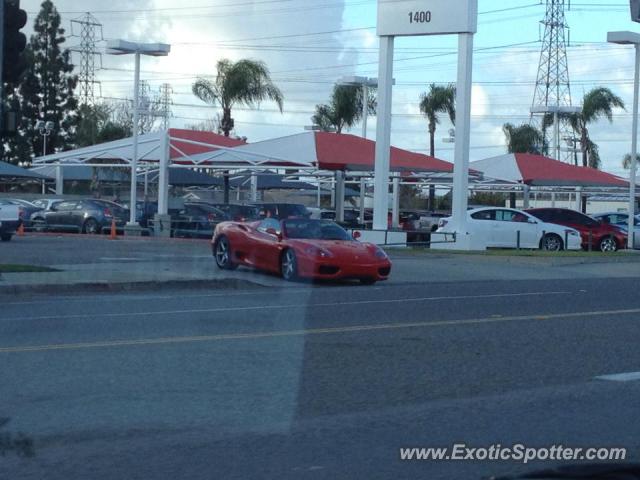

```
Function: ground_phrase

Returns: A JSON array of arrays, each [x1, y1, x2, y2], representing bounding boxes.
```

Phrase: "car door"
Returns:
[[469, 209, 498, 247], [250, 218, 282, 271], [492, 210, 538, 248], [46, 201, 76, 229]]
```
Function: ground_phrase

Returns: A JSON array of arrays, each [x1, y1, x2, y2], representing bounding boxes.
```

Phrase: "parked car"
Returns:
[[0, 198, 43, 229], [195, 203, 260, 222], [319, 208, 362, 227], [212, 218, 391, 284], [37, 199, 128, 234], [172, 203, 227, 238], [437, 207, 582, 251], [0, 203, 20, 241], [30, 198, 64, 230], [592, 212, 640, 248], [252, 203, 311, 219], [526, 208, 627, 252]]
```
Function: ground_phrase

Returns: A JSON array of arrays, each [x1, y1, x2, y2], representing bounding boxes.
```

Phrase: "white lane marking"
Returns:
[[0, 291, 573, 322], [0, 285, 384, 306], [595, 371, 640, 382], [1, 306, 639, 354]]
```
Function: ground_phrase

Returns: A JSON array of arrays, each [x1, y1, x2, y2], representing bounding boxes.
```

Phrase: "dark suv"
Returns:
[[525, 208, 626, 252], [252, 203, 311, 219]]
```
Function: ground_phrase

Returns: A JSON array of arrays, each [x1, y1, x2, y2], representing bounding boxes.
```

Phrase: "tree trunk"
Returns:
[[222, 107, 232, 137], [428, 122, 436, 210], [581, 127, 589, 167]]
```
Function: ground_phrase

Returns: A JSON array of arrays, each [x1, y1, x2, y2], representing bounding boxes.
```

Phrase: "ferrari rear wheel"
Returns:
[[214, 236, 238, 270], [281, 249, 298, 281]]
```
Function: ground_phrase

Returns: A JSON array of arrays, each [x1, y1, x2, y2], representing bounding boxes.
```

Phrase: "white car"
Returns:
[[436, 207, 582, 251]]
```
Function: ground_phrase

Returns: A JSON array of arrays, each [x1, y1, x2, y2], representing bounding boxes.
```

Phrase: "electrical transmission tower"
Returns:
[[530, 0, 576, 163], [70, 13, 103, 105], [158, 83, 174, 130]]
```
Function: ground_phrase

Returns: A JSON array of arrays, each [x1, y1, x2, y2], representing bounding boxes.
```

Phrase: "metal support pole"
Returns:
[[450, 33, 474, 231], [250, 171, 258, 202], [629, 43, 640, 249], [157, 130, 170, 215], [391, 176, 400, 228], [55, 166, 63, 195], [335, 170, 345, 222], [553, 110, 560, 160], [129, 51, 141, 225], [522, 184, 530, 209], [373, 35, 394, 230], [359, 177, 366, 227]]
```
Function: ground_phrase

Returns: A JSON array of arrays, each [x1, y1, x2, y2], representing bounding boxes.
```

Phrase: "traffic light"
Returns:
[[632, 0, 640, 23], [2, 0, 28, 84]]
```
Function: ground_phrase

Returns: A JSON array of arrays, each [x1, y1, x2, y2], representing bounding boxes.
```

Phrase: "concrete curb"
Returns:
[[0, 278, 269, 296]]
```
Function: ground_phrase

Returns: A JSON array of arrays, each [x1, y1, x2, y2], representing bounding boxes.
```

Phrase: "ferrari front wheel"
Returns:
[[214, 236, 238, 270], [281, 249, 298, 281]]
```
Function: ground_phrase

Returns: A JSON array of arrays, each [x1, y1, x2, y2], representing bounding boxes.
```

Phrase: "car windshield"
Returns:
[[283, 219, 351, 240]]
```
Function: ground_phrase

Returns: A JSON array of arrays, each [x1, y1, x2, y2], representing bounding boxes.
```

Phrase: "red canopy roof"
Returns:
[[471, 153, 628, 188], [168, 128, 246, 159], [314, 132, 453, 172]]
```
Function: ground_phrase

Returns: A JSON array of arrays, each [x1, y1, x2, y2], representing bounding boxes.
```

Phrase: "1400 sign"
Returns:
[[408, 10, 431, 23]]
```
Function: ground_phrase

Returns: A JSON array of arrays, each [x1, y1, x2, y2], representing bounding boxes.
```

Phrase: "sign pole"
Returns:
[[450, 32, 474, 232], [373, 35, 394, 231]]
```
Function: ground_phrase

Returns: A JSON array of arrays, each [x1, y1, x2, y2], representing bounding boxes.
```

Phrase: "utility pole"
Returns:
[[158, 82, 173, 130], [70, 12, 103, 105], [530, 0, 575, 162]]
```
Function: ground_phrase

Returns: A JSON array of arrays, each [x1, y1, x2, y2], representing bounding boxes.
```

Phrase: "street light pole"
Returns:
[[629, 42, 639, 249], [106, 39, 170, 232], [130, 51, 141, 225], [607, 31, 640, 249]]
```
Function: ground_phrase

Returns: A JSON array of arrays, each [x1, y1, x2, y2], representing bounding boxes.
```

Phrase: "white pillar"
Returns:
[[450, 33, 474, 231], [157, 130, 170, 215], [373, 35, 394, 230], [335, 170, 345, 222], [551, 191, 556, 207], [129, 51, 141, 225], [629, 44, 640, 249], [55, 165, 63, 195], [391, 176, 400, 228]]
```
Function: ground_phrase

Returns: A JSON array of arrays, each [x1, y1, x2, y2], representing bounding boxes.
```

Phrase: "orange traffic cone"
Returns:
[[109, 218, 117, 240], [17, 223, 25, 236]]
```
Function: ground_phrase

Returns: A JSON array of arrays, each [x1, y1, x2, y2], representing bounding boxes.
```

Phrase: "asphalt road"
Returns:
[[1, 277, 640, 479]]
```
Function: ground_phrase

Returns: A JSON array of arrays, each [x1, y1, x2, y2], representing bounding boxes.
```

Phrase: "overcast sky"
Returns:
[[20, 0, 640, 176]]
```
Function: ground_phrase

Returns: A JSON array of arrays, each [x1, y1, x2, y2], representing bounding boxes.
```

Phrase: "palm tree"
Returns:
[[570, 87, 625, 169], [192, 59, 283, 202], [419, 84, 456, 158], [503, 123, 545, 154], [311, 84, 375, 133], [192, 59, 284, 137], [622, 153, 640, 169], [419, 84, 455, 209]]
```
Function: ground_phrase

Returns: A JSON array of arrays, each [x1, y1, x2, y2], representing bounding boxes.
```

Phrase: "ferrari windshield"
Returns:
[[283, 219, 352, 241]]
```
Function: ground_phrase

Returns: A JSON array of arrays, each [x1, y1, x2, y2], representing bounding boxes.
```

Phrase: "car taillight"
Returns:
[[208, 213, 217, 222], [103, 208, 112, 217]]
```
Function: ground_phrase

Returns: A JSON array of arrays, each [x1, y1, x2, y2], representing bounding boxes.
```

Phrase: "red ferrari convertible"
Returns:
[[212, 218, 391, 284]]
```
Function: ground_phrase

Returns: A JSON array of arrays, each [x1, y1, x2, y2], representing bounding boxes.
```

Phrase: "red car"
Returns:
[[212, 218, 392, 284], [525, 208, 627, 252]]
